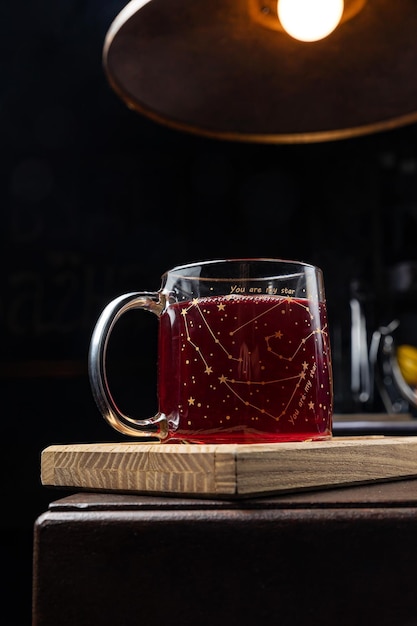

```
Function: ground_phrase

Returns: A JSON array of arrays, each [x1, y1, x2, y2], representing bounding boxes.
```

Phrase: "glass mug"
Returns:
[[88, 258, 333, 444]]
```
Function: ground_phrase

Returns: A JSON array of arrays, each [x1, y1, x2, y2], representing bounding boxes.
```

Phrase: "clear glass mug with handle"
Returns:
[[88, 258, 333, 444]]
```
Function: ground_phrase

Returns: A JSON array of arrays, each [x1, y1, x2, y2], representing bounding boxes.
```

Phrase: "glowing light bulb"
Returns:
[[277, 0, 344, 42]]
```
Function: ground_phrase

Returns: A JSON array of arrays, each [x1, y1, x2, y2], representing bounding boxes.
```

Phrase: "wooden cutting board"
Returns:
[[41, 437, 417, 498]]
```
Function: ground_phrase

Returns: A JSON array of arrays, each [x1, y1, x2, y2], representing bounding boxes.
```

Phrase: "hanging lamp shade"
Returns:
[[103, 0, 417, 143]]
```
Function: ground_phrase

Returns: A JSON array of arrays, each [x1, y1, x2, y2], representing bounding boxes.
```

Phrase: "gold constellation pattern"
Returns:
[[181, 298, 242, 368], [218, 368, 308, 420], [265, 327, 327, 361], [179, 295, 330, 424], [229, 295, 310, 335]]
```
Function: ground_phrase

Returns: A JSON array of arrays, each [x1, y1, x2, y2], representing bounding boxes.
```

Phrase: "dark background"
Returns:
[[3, 2, 417, 623]]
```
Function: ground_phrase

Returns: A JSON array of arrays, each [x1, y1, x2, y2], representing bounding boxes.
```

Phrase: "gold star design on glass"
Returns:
[[176, 295, 332, 426]]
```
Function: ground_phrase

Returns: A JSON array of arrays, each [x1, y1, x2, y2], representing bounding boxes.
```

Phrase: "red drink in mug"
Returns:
[[158, 294, 332, 443], [89, 259, 333, 443]]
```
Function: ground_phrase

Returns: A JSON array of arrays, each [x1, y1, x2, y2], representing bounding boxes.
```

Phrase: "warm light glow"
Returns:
[[277, 0, 344, 42]]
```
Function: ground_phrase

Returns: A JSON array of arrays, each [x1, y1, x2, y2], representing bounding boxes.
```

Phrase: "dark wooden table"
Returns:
[[33, 480, 417, 626]]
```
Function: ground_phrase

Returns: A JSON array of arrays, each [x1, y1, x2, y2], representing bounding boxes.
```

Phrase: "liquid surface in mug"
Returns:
[[158, 294, 333, 443]]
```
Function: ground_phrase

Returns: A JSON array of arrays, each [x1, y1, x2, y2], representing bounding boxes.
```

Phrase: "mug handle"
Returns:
[[88, 291, 169, 439]]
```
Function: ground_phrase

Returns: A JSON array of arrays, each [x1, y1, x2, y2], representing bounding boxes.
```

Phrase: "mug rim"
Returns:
[[163, 258, 320, 281]]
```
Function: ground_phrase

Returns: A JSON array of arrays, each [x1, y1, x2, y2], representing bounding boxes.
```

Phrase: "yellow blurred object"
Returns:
[[396, 344, 417, 386]]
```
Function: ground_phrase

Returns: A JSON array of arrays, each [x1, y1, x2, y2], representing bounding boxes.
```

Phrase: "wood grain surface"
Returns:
[[41, 437, 417, 498]]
